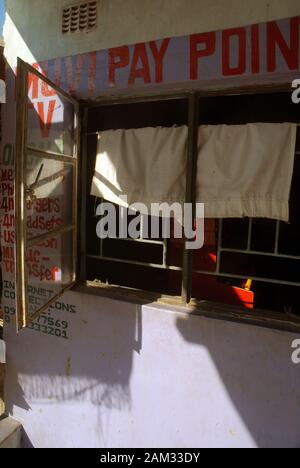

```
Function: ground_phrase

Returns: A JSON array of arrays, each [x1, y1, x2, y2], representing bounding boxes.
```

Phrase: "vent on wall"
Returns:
[[62, 1, 97, 35]]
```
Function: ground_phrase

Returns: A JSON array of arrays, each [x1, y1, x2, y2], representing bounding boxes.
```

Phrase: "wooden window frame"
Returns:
[[80, 92, 199, 304], [15, 58, 80, 332], [78, 84, 300, 334]]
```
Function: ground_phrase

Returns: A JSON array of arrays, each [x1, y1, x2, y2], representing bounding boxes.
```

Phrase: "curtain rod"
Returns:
[[85, 124, 300, 136]]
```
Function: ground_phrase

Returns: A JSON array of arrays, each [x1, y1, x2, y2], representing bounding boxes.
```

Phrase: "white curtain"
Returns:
[[91, 126, 187, 212], [197, 123, 297, 221], [91, 123, 297, 222]]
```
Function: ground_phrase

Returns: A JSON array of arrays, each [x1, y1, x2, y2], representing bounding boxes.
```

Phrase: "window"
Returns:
[[15, 59, 300, 333], [15, 59, 80, 331], [80, 93, 300, 331], [83, 98, 190, 299], [193, 93, 300, 319]]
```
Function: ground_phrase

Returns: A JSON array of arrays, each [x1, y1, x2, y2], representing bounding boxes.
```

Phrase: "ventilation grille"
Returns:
[[62, 1, 97, 34]]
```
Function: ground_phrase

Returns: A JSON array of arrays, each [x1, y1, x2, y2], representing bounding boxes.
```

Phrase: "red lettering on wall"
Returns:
[[54, 58, 62, 87], [108, 46, 130, 87], [222, 28, 246, 76], [41, 62, 56, 97], [28, 64, 40, 99], [88, 52, 97, 94], [37, 100, 56, 138], [129, 44, 151, 85], [65, 55, 84, 93], [149, 39, 170, 83], [2, 246, 14, 260], [267, 17, 299, 72], [28, 63, 58, 99], [190, 33, 216, 80], [251, 24, 260, 74]]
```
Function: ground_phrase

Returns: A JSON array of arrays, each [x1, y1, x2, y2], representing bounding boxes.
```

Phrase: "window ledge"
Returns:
[[73, 281, 300, 334]]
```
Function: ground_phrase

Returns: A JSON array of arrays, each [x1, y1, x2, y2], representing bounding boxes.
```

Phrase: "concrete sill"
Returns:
[[0, 417, 22, 448], [73, 281, 300, 334]]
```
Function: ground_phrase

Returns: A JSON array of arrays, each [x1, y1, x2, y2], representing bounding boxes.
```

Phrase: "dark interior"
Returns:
[[85, 99, 188, 296], [83, 92, 300, 316]]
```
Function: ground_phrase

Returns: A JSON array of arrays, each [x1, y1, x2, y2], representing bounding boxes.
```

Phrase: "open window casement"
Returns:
[[15, 58, 80, 332]]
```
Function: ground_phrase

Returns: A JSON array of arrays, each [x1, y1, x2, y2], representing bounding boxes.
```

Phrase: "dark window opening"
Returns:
[[82, 91, 300, 322]]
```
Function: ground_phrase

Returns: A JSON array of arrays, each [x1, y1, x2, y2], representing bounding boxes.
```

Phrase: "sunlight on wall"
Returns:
[[3, 14, 36, 68]]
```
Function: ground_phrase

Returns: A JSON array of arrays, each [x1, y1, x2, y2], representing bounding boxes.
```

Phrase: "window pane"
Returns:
[[85, 99, 188, 294], [26, 154, 74, 239], [87, 257, 182, 296], [26, 230, 75, 318], [220, 251, 300, 283], [27, 72, 76, 156]]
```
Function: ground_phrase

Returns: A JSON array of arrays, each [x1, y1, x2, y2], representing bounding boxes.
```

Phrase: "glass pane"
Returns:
[[26, 230, 75, 318], [27, 71, 76, 156], [26, 153, 74, 239]]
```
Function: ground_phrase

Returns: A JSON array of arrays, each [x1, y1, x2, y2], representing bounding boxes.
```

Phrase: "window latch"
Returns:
[[25, 163, 44, 201]]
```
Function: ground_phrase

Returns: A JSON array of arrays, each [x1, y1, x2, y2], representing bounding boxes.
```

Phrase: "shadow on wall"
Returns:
[[5, 294, 143, 401], [22, 429, 34, 448], [4, 290, 145, 447], [176, 311, 300, 448]]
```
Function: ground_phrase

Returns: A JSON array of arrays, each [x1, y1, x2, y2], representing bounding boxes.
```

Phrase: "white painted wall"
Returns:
[[2, 0, 300, 448], [4, 291, 300, 448], [4, 0, 300, 66]]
